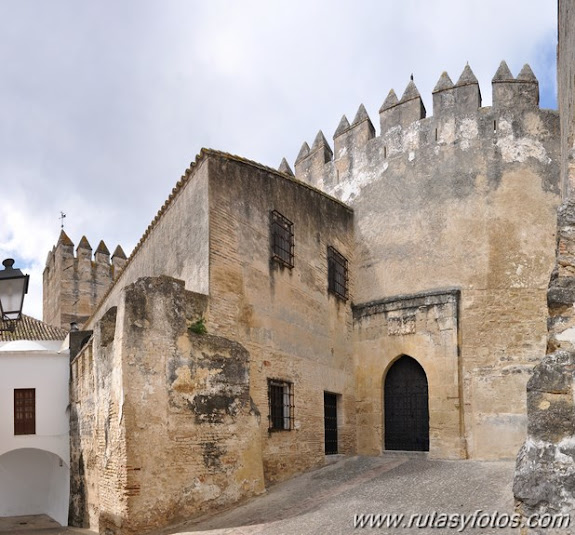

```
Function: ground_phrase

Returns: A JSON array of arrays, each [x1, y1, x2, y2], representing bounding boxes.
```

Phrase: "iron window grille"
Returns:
[[268, 379, 294, 431], [14, 388, 35, 435], [328, 246, 349, 300], [271, 210, 294, 268]]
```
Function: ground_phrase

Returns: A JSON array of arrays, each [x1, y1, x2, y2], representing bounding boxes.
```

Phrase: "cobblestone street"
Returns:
[[0, 455, 523, 535]]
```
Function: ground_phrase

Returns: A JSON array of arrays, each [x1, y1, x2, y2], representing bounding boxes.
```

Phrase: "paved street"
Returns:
[[0, 455, 519, 535], [159, 454, 518, 535], [0, 514, 91, 534]]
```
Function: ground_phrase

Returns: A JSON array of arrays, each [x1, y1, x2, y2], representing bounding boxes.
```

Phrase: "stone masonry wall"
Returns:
[[207, 155, 356, 484], [43, 232, 125, 329], [81, 156, 210, 329], [69, 306, 127, 532], [70, 149, 356, 498], [292, 64, 560, 459], [354, 290, 462, 458], [70, 276, 264, 534], [514, 1, 575, 528]]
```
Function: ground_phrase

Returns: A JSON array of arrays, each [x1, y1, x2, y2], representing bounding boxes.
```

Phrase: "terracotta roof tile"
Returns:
[[0, 315, 67, 341]]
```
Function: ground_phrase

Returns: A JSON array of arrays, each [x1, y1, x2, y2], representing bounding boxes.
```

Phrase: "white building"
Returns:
[[0, 315, 69, 526]]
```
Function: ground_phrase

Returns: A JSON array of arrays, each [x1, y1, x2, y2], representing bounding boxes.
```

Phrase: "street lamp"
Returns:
[[0, 259, 29, 330]]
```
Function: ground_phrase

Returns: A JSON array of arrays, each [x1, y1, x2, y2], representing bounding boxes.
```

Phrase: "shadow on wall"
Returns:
[[0, 448, 69, 526]]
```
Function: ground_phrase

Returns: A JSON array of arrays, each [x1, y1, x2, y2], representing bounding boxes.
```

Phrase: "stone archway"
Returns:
[[384, 355, 429, 452], [0, 448, 70, 525]]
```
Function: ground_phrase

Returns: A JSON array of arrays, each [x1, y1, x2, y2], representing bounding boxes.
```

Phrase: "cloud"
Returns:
[[0, 0, 558, 320]]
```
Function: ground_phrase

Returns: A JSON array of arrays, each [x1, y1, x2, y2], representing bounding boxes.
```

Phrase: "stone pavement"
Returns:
[[0, 455, 521, 535], [0, 514, 91, 534], [157, 454, 519, 535]]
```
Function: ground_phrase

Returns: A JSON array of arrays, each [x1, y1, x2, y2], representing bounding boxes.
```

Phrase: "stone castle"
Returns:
[[41, 2, 575, 532]]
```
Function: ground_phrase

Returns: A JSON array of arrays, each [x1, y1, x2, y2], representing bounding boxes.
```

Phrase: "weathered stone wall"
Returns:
[[207, 154, 356, 483], [69, 307, 126, 531], [559, 0, 575, 199], [82, 157, 210, 328], [43, 233, 124, 329], [294, 65, 561, 459], [354, 290, 463, 458], [514, 1, 575, 527], [70, 276, 264, 534], [43, 157, 208, 331]]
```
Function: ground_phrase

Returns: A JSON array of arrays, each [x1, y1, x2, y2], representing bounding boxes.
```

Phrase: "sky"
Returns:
[[0, 0, 558, 321]]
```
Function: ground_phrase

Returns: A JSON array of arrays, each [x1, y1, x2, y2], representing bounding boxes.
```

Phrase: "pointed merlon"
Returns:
[[352, 104, 371, 126], [433, 71, 454, 93], [379, 89, 399, 112], [400, 79, 421, 102], [456, 64, 479, 86], [334, 115, 350, 138], [112, 245, 127, 260], [295, 141, 310, 162], [311, 130, 333, 162], [77, 235, 92, 250], [493, 60, 514, 82], [517, 63, 538, 82], [57, 229, 74, 247], [95, 240, 110, 255], [278, 157, 294, 176], [312, 130, 330, 151]]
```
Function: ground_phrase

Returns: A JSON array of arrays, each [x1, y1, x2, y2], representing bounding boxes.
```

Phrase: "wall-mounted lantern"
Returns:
[[0, 259, 29, 329]]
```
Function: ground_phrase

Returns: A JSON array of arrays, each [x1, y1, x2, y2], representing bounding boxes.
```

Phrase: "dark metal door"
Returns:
[[324, 392, 338, 455], [384, 356, 429, 451]]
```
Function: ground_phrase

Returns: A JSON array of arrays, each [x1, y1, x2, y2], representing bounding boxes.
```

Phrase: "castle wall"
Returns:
[[66, 150, 356, 532], [69, 308, 126, 531], [83, 157, 210, 325], [559, 0, 575, 199], [294, 68, 561, 459], [69, 276, 264, 534], [206, 155, 356, 483], [354, 290, 462, 458], [514, 0, 575, 524]]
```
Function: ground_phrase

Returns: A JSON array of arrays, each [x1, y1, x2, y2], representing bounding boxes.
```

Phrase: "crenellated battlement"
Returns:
[[287, 61, 554, 202], [43, 230, 127, 329]]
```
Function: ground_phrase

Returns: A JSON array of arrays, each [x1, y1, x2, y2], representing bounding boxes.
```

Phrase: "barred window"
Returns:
[[14, 388, 35, 435], [268, 379, 294, 431], [270, 210, 294, 268], [328, 246, 349, 300]]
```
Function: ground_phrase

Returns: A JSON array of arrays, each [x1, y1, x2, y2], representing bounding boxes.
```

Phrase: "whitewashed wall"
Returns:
[[0, 340, 69, 525]]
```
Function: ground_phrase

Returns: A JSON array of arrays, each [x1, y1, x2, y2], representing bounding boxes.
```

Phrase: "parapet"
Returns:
[[43, 232, 128, 329], [492, 61, 539, 108], [291, 61, 547, 190], [432, 64, 482, 116], [45, 232, 125, 273], [379, 79, 426, 134]]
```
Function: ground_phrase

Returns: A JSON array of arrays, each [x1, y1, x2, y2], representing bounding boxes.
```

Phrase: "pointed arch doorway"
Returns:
[[384, 355, 429, 452]]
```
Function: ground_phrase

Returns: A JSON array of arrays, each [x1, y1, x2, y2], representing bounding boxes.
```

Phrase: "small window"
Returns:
[[328, 246, 349, 300], [271, 210, 294, 268], [14, 388, 35, 435], [268, 379, 294, 431]]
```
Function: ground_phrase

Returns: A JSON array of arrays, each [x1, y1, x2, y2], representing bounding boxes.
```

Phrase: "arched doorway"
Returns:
[[0, 448, 70, 525], [384, 355, 429, 451]]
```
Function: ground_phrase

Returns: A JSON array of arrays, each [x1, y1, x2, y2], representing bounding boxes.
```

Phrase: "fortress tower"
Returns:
[[43, 230, 126, 329]]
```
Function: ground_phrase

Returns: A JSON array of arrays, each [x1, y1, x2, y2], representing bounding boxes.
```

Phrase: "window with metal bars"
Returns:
[[267, 379, 294, 431], [270, 210, 294, 268], [14, 388, 35, 435], [328, 246, 348, 300]]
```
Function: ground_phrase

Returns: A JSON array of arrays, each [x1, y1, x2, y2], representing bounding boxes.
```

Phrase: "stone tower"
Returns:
[[43, 230, 126, 329]]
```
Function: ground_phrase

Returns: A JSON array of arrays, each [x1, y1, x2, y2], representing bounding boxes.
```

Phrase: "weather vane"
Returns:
[[59, 211, 66, 229]]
